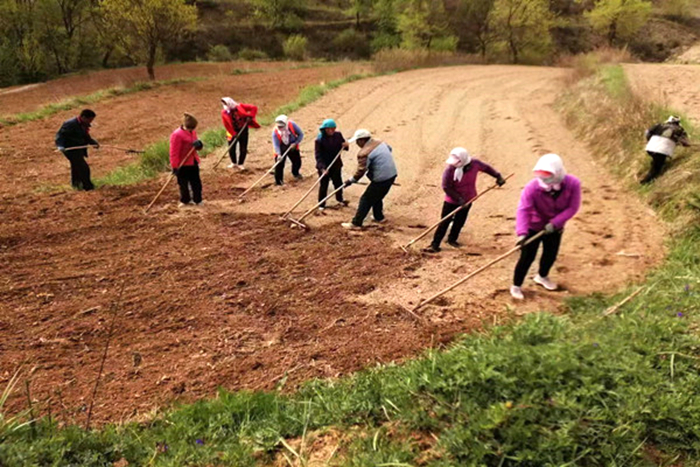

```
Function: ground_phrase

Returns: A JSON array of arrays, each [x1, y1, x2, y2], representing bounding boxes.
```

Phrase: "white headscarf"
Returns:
[[275, 115, 290, 145], [533, 153, 566, 191], [446, 147, 472, 182], [221, 97, 238, 112]]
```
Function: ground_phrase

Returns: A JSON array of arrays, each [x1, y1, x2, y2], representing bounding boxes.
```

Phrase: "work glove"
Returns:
[[516, 235, 527, 246], [496, 175, 506, 187], [172, 168, 179, 175], [193, 139, 204, 150], [317, 167, 326, 176], [92, 141, 100, 149], [544, 223, 557, 234], [57, 146, 65, 152], [344, 178, 355, 188]]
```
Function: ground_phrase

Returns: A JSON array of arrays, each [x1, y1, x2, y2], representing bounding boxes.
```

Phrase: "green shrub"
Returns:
[[332, 29, 371, 58], [430, 35, 459, 52], [237, 48, 269, 61], [282, 34, 308, 61], [206, 44, 233, 62]]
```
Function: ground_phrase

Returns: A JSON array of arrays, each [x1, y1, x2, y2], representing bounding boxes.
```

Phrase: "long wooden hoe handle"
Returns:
[[144, 146, 196, 213], [292, 183, 347, 227], [213, 121, 249, 169], [402, 173, 514, 252], [59, 144, 98, 152], [409, 230, 546, 313], [238, 144, 295, 199], [280, 149, 345, 219]]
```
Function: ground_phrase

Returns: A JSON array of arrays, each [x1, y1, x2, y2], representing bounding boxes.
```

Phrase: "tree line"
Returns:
[[0, 0, 682, 87]]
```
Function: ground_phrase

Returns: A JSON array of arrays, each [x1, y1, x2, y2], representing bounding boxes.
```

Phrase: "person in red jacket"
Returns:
[[221, 97, 260, 170], [170, 113, 204, 207]]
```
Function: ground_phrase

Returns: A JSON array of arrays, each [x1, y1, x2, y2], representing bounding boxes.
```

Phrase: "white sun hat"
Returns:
[[348, 129, 372, 143]]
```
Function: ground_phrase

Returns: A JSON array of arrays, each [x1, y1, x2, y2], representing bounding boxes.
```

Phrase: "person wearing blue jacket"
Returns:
[[272, 114, 304, 185]]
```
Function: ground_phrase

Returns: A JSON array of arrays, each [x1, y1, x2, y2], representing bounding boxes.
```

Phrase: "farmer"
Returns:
[[55, 109, 99, 191], [641, 115, 691, 184], [272, 114, 304, 185], [170, 113, 204, 208], [423, 147, 506, 253], [221, 97, 260, 170], [341, 129, 398, 230], [315, 119, 349, 211], [510, 153, 581, 300]]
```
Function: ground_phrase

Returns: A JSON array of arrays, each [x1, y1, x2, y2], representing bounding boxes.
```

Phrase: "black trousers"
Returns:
[[228, 127, 249, 165], [65, 153, 94, 191], [431, 201, 472, 248], [274, 147, 301, 184], [318, 164, 344, 207], [513, 230, 562, 287], [641, 151, 667, 184], [176, 164, 202, 204], [352, 176, 396, 226]]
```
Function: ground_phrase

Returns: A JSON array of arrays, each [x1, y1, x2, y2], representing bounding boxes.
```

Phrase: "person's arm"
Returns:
[[550, 178, 582, 230], [476, 159, 501, 179], [315, 139, 325, 170], [679, 129, 691, 147], [442, 167, 463, 204], [293, 122, 304, 145], [351, 151, 369, 181], [339, 133, 349, 151], [515, 185, 535, 237], [238, 104, 258, 118], [272, 130, 281, 156], [55, 123, 68, 151], [222, 110, 236, 137], [169, 132, 180, 170]]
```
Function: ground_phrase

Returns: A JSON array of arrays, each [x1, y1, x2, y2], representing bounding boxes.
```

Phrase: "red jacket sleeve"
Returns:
[[221, 109, 236, 138], [169, 130, 182, 168], [238, 104, 261, 128]]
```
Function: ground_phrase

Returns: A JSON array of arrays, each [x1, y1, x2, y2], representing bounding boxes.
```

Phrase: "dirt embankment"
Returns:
[[0, 65, 666, 425], [624, 63, 700, 126]]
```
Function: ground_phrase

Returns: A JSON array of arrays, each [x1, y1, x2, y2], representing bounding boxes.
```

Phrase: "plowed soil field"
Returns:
[[0, 65, 666, 426]]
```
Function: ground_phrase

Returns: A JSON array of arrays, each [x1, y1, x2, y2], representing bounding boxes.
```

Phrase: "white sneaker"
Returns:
[[533, 275, 557, 291], [341, 222, 361, 231], [227, 163, 235, 169], [372, 217, 387, 224], [194, 201, 204, 208], [510, 285, 524, 300], [238, 165, 246, 171], [178, 202, 191, 209]]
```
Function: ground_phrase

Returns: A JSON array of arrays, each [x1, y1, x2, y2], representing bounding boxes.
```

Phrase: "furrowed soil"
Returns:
[[0, 65, 666, 425], [0, 61, 305, 116]]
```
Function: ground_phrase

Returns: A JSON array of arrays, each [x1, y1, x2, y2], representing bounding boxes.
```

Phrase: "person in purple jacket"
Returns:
[[510, 153, 581, 300], [423, 147, 505, 253]]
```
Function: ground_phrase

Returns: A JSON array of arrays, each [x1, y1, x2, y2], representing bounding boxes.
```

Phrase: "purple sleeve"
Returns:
[[515, 183, 535, 236], [550, 177, 582, 230], [442, 166, 462, 203], [475, 159, 501, 179]]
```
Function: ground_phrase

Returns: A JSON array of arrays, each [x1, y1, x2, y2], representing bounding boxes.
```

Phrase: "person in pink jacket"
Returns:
[[510, 153, 581, 300], [169, 113, 204, 208], [423, 147, 505, 253]]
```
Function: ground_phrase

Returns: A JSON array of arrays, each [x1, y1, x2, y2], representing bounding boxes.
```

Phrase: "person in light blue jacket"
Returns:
[[272, 114, 304, 185], [342, 129, 398, 230]]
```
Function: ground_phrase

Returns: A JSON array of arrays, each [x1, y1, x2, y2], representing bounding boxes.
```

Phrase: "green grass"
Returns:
[[96, 72, 375, 186], [0, 78, 205, 127]]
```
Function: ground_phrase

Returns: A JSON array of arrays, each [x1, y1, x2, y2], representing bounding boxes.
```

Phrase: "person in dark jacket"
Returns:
[[640, 116, 691, 184], [423, 147, 505, 253], [342, 129, 398, 230], [315, 119, 349, 210], [55, 109, 99, 190]]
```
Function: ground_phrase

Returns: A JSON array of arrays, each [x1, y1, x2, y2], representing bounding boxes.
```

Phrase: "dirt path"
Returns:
[[624, 63, 700, 126], [0, 65, 665, 425]]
